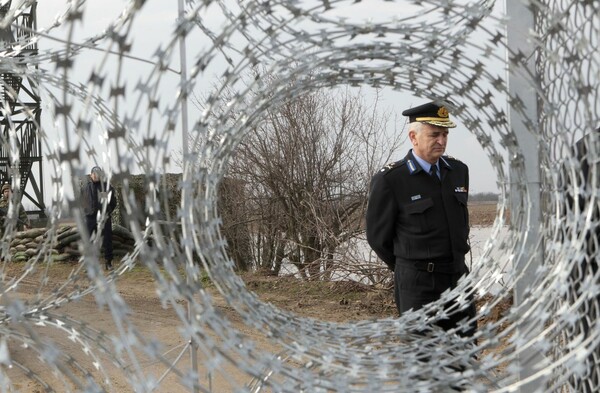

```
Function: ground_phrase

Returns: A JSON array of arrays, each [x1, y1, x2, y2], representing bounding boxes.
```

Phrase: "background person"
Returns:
[[0, 183, 31, 231], [81, 166, 117, 271], [366, 101, 476, 336]]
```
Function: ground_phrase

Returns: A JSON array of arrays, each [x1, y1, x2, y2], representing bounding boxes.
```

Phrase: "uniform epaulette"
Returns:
[[379, 159, 406, 173], [443, 154, 462, 163]]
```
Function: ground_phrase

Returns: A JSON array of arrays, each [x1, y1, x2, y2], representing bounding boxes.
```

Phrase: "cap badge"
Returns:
[[437, 106, 449, 118]]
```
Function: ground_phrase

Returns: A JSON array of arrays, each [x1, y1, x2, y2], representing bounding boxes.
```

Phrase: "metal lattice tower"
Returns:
[[0, 1, 45, 219]]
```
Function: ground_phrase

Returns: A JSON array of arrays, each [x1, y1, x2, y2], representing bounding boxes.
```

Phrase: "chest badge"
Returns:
[[455, 186, 468, 193], [411, 194, 422, 201]]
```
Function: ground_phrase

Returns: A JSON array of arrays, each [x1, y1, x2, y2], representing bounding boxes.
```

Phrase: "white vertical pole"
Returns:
[[177, 1, 200, 392], [178, 4, 189, 157], [505, 1, 546, 392]]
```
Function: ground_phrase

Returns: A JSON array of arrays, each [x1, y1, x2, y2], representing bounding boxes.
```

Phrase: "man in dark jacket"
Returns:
[[366, 101, 476, 336], [81, 166, 117, 270]]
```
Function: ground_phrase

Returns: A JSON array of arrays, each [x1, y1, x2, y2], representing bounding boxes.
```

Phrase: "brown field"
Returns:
[[468, 201, 499, 226]]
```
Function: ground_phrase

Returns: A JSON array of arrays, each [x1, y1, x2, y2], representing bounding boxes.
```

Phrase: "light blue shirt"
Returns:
[[412, 151, 440, 178]]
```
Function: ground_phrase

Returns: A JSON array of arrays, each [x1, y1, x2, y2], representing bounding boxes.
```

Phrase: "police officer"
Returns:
[[366, 101, 476, 336]]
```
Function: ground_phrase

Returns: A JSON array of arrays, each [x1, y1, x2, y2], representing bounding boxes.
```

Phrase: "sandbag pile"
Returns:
[[7, 173, 183, 263], [8, 224, 136, 263]]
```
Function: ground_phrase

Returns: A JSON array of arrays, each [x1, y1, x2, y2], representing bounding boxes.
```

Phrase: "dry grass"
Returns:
[[469, 202, 499, 226]]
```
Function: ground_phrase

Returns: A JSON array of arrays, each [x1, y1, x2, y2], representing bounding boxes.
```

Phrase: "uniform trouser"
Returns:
[[85, 215, 114, 262], [394, 261, 476, 337], [576, 303, 599, 393], [569, 254, 599, 393]]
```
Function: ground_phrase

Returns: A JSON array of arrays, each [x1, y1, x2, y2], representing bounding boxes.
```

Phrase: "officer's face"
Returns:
[[2, 190, 8, 199], [410, 123, 449, 163], [90, 172, 99, 182]]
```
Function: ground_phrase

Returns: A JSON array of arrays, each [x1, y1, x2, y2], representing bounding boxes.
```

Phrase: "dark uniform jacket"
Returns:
[[366, 150, 470, 272], [0, 198, 30, 231], [81, 179, 117, 218]]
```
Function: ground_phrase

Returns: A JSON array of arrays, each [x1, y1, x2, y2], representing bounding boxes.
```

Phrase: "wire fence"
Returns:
[[0, 0, 598, 391]]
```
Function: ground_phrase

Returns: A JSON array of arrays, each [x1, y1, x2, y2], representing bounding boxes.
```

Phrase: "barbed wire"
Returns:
[[0, 0, 598, 391]]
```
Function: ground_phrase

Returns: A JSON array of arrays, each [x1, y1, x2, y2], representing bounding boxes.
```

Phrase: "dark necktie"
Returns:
[[429, 164, 439, 180]]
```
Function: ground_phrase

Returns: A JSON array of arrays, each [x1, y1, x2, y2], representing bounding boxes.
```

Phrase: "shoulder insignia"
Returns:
[[380, 159, 406, 173], [444, 154, 462, 162]]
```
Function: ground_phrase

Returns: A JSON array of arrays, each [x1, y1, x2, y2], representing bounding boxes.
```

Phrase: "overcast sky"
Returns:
[[33, 0, 507, 199]]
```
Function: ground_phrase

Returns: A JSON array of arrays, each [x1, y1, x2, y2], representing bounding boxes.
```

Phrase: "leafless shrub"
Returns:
[[191, 70, 405, 280]]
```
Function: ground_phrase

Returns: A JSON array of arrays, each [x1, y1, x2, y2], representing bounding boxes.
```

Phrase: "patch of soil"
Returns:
[[469, 202, 501, 226], [2, 259, 512, 392], [241, 273, 396, 322], [242, 272, 513, 327]]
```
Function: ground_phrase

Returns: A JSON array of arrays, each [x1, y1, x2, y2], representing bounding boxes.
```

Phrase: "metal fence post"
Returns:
[[505, 0, 546, 391]]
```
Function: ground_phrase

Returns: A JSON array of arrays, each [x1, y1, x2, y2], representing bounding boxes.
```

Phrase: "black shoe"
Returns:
[[105, 261, 114, 271]]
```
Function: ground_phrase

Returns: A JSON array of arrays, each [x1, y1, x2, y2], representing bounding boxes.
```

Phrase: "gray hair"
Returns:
[[408, 122, 423, 133]]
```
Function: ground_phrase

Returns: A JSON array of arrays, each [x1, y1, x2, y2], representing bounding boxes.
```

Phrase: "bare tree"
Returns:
[[218, 73, 405, 279]]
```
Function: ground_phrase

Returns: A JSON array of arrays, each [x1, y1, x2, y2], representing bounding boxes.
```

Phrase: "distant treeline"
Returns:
[[470, 192, 499, 202]]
